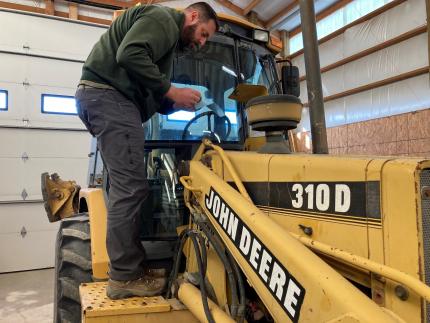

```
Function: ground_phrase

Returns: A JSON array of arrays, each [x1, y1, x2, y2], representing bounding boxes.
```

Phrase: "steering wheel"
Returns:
[[181, 111, 232, 141]]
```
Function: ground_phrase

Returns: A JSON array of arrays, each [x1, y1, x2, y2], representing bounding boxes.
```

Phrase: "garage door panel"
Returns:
[[0, 53, 27, 84], [0, 11, 106, 61], [0, 83, 26, 122], [0, 230, 57, 272], [0, 10, 103, 272], [26, 17, 105, 60], [23, 85, 84, 128], [26, 57, 83, 88], [0, 128, 26, 157], [24, 130, 91, 158], [23, 157, 88, 199], [0, 158, 24, 201], [0, 12, 27, 52], [0, 203, 59, 234], [0, 128, 91, 158]]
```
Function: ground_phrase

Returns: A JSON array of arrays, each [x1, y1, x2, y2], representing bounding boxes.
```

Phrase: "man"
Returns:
[[75, 2, 218, 299]]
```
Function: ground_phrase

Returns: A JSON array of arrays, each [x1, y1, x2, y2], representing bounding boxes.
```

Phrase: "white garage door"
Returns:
[[0, 9, 107, 272]]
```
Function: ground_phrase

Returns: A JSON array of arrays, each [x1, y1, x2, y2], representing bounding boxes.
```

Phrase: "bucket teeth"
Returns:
[[41, 172, 80, 222]]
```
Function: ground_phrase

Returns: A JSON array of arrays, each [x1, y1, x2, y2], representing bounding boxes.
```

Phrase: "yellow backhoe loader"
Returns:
[[41, 3, 430, 323]]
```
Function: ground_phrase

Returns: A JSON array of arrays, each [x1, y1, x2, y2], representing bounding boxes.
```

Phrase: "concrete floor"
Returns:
[[0, 268, 54, 323]]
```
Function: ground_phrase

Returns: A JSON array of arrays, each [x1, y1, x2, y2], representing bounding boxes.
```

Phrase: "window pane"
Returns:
[[0, 90, 7, 110], [317, 9, 344, 39], [290, 34, 303, 54], [147, 41, 240, 142], [289, 0, 393, 55], [345, 0, 387, 24], [167, 110, 196, 121], [42, 95, 77, 114], [225, 111, 237, 125]]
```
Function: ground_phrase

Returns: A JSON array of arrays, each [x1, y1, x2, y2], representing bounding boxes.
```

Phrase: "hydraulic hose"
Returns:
[[167, 228, 215, 323], [227, 249, 246, 323], [198, 221, 239, 320], [190, 232, 215, 323]]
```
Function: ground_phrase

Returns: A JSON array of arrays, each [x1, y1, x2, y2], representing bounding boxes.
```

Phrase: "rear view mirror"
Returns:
[[281, 65, 300, 97]]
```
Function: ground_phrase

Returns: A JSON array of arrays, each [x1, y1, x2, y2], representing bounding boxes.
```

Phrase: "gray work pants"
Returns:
[[75, 87, 148, 281]]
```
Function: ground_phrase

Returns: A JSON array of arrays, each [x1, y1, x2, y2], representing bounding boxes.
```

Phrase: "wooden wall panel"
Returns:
[[294, 108, 430, 157]]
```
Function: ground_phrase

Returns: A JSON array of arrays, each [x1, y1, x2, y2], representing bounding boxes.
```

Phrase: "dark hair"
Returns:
[[186, 2, 219, 31]]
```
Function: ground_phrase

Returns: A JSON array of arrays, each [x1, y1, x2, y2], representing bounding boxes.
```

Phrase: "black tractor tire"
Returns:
[[54, 214, 92, 323]]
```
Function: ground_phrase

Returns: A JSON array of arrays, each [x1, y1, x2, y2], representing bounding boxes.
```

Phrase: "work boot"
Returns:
[[144, 267, 167, 278], [106, 276, 166, 300]]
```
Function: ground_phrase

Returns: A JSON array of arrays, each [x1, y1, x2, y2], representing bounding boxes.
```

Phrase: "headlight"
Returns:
[[253, 29, 270, 43]]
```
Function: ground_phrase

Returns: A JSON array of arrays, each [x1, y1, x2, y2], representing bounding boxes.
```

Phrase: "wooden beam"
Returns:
[[243, 0, 261, 16], [0, 0, 44, 13], [77, 13, 111, 25], [76, 0, 132, 9], [215, 0, 244, 17], [264, 0, 298, 28], [290, 0, 353, 37], [69, 2, 78, 19], [289, 0, 407, 58], [45, 0, 55, 15], [55, 9, 111, 24], [0, 1, 111, 25], [303, 67, 429, 106]]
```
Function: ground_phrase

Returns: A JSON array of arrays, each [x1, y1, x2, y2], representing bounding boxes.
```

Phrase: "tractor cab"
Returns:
[[86, 15, 295, 258]]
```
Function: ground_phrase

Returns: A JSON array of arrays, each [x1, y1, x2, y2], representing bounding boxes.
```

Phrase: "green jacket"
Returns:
[[81, 5, 184, 121]]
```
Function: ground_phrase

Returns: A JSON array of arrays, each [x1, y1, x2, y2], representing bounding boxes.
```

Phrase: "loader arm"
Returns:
[[182, 142, 403, 323]]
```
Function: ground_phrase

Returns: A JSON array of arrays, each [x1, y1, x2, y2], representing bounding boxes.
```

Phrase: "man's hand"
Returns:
[[165, 85, 201, 111]]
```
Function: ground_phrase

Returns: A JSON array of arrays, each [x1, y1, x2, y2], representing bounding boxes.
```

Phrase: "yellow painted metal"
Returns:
[[181, 226, 229, 310], [41, 172, 80, 222], [79, 188, 109, 280], [187, 160, 397, 322], [180, 176, 202, 192], [228, 84, 268, 104], [80, 282, 170, 317], [178, 282, 235, 323], [80, 282, 199, 323], [380, 159, 430, 323], [217, 12, 261, 32], [244, 136, 266, 151], [290, 233, 430, 302], [202, 139, 251, 202], [210, 148, 430, 322], [222, 152, 372, 258]]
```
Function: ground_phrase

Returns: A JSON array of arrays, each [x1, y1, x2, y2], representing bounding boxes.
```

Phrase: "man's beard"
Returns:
[[180, 24, 200, 51]]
